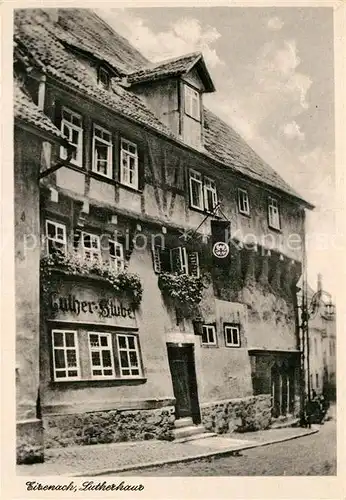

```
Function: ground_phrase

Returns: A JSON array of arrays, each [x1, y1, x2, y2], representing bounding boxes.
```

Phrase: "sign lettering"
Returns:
[[50, 294, 135, 319]]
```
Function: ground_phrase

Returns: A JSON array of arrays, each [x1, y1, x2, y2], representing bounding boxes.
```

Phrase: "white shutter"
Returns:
[[170, 247, 188, 274], [188, 251, 200, 278], [151, 245, 162, 273]]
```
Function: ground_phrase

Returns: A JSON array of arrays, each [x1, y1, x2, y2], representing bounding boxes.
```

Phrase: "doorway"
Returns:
[[167, 344, 201, 424], [271, 362, 295, 418]]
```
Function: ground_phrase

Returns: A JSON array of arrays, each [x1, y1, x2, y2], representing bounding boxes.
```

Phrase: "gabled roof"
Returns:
[[126, 52, 216, 92], [13, 8, 313, 208], [14, 81, 66, 141]]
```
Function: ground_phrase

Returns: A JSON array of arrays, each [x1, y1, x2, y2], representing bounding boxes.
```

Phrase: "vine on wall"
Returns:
[[40, 251, 143, 310]]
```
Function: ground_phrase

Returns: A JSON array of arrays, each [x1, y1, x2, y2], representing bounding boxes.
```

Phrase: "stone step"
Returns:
[[174, 417, 194, 429], [173, 431, 217, 444], [173, 424, 206, 439], [270, 417, 299, 429]]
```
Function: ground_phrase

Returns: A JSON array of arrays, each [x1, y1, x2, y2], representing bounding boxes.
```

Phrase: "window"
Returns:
[[60, 107, 83, 166], [224, 324, 241, 347], [120, 138, 139, 190], [189, 170, 218, 213], [88, 332, 115, 379], [98, 67, 110, 90], [184, 85, 200, 121], [238, 188, 250, 215], [51, 330, 80, 381], [46, 220, 66, 255], [82, 232, 101, 261], [117, 334, 141, 377], [109, 240, 125, 272], [189, 170, 204, 210], [204, 177, 218, 213], [152, 244, 200, 277], [201, 325, 217, 346], [268, 197, 280, 230], [315, 373, 319, 388], [92, 124, 113, 178]]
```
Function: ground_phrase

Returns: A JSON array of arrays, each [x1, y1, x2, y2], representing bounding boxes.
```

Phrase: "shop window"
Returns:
[[117, 334, 141, 377], [238, 188, 250, 215], [152, 244, 200, 277], [60, 106, 83, 166], [268, 196, 281, 230], [120, 138, 138, 190], [201, 324, 217, 346], [45, 220, 67, 256], [88, 332, 115, 379], [109, 240, 125, 272], [81, 232, 101, 261], [189, 169, 218, 213], [92, 124, 113, 178], [51, 330, 80, 381], [184, 84, 200, 121], [224, 324, 241, 347]]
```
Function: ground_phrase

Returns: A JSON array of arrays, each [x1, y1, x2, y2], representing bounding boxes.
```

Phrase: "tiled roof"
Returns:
[[14, 81, 65, 140], [203, 108, 305, 201], [14, 8, 311, 207], [126, 53, 202, 84]]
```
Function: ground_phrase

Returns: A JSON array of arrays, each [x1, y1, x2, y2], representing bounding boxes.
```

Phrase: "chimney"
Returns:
[[46, 9, 60, 23], [317, 273, 322, 293]]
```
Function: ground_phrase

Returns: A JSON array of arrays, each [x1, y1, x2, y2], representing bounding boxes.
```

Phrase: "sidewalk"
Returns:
[[17, 425, 319, 477]]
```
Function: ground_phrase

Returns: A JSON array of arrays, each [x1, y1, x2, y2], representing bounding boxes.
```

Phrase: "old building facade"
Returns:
[[14, 8, 313, 462]]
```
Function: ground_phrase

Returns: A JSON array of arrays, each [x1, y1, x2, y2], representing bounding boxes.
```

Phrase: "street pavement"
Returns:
[[124, 417, 336, 476]]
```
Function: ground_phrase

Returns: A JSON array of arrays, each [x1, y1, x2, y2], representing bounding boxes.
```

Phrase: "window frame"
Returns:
[[109, 239, 125, 272], [92, 124, 113, 179], [189, 169, 204, 211], [45, 219, 67, 256], [120, 138, 139, 190], [204, 176, 218, 213], [238, 188, 250, 216], [268, 196, 281, 230], [60, 106, 83, 167], [116, 333, 142, 378], [201, 324, 217, 347], [184, 84, 201, 121], [98, 67, 110, 90], [224, 324, 241, 348], [51, 329, 81, 382], [81, 232, 101, 261], [88, 332, 115, 380]]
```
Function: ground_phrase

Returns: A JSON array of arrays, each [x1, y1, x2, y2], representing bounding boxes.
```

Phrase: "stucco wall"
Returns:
[[15, 129, 43, 462]]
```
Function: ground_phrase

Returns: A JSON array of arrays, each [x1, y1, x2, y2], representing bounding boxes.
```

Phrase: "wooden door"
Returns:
[[168, 346, 192, 418]]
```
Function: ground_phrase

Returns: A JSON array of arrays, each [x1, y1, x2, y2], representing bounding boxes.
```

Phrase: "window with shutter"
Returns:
[[170, 247, 188, 274], [152, 245, 162, 274], [187, 251, 200, 278]]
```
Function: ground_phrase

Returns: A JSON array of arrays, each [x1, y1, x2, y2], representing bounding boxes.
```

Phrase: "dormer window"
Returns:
[[98, 67, 110, 90], [184, 84, 200, 121]]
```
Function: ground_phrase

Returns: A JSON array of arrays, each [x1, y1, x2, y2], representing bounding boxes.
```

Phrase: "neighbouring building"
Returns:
[[14, 8, 314, 463], [307, 275, 336, 401]]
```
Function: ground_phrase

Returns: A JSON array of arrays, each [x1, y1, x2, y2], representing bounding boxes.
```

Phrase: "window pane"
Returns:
[[191, 180, 202, 207], [92, 351, 101, 366], [201, 328, 208, 344], [89, 334, 99, 347], [68, 370, 78, 377], [53, 332, 64, 347], [54, 349, 65, 368], [66, 350, 77, 367], [93, 369, 102, 376], [100, 336, 108, 347], [131, 369, 139, 376], [56, 371, 66, 378], [65, 332, 75, 347], [127, 336, 135, 350], [120, 350, 129, 367], [118, 336, 126, 349], [83, 234, 91, 248], [102, 350, 112, 367], [104, 369, 113, 376], [47, 222, 56, 238], [129, 351, 138, 366], [122, 369, 130, 376]]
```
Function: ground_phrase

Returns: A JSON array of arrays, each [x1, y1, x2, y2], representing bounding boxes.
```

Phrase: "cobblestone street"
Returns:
[[121, 417, 336, 476]]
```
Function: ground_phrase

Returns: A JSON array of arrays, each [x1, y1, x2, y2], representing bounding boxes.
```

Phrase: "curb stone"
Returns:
[[70, 427, 319, 477]]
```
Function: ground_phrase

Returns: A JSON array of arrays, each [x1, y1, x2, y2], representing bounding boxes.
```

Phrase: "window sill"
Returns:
[[268, 225, 282, 234], [189, 205, 221, 217], [238, 211, 251, 219], [201, 344, 219, 348], [50, 377, 147, 387]]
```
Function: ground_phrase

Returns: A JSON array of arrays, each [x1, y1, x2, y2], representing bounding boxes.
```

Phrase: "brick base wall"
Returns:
[[43, 406, 176, 448], [201, 395, 272, 434]]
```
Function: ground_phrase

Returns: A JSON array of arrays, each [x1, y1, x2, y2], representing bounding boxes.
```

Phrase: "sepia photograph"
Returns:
[[8, 2, 341, 488]]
